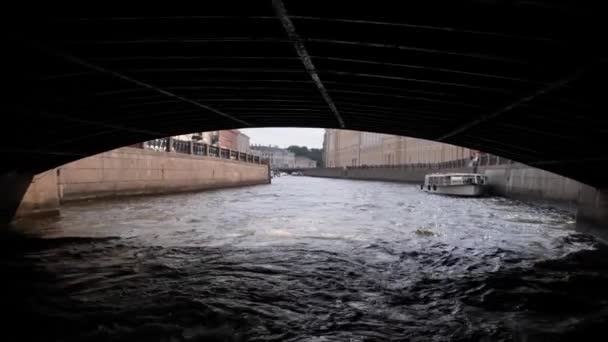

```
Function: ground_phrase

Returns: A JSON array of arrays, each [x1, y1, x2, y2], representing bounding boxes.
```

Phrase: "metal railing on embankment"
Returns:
[[132, 138, 267, 165]]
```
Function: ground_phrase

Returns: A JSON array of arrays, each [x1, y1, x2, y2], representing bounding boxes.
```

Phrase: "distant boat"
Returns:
[[421, 173, 488, 197]]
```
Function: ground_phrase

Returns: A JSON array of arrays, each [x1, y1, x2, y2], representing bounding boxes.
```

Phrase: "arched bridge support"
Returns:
[[577, 186, 608, 240], [0, 171, 34, 224]]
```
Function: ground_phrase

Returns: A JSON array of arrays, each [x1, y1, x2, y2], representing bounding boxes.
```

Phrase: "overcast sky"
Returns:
[[240, 128, 325, 149]]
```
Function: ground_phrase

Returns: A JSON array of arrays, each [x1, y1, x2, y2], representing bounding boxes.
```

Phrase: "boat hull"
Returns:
[[423, 184, 485, 197]]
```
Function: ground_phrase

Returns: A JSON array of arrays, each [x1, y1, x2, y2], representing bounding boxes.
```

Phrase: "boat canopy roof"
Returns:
[[426, 173, 485, 177]]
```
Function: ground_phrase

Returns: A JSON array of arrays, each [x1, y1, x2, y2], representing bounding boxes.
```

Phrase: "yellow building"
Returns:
[[323, 129, 475, 167]]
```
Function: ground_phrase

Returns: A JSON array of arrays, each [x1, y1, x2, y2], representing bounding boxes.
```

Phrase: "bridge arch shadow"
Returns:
[[3, 5, 608, 223]]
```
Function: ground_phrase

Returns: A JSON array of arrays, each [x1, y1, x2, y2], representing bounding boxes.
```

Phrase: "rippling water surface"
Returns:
[[3, 176, 608, 341]]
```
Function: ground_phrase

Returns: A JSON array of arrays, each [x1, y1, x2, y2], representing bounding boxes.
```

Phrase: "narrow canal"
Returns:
[[3, 176, 608, 341]]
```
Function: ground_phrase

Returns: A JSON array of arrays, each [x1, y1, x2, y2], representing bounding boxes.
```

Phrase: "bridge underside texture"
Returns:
[[4, 2, 607, 188]]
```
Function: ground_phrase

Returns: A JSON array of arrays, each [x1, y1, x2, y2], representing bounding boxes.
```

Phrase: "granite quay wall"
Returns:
[[15, 147, 270, 218]]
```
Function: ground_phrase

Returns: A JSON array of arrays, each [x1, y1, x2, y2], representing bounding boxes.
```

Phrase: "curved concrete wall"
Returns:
[[57, 147, 269, 202], [480, 164, 582, 211], [304, 163, 583, 211], [15, 147, 269, 218], [14, 170, 59, 218]]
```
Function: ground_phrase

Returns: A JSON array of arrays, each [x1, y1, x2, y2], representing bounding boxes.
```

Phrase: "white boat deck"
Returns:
[[422, 173, 488, 197]]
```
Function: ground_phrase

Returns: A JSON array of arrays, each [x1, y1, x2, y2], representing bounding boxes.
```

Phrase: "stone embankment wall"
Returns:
[[15, 147, 270, 218], [303, 163, 583, 211]]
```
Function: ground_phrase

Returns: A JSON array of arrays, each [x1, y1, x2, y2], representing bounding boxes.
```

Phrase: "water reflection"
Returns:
[[2, 177, 606, 341]]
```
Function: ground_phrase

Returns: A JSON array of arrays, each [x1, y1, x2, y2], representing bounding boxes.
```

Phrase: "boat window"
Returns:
[[450, 176, 463, 185]]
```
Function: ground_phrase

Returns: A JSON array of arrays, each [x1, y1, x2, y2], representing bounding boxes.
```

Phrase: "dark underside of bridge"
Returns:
[[3, 1, 608, 187]]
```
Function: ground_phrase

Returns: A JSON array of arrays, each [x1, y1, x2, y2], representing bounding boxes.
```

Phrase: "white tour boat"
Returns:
[[421, 173, 488, 197]]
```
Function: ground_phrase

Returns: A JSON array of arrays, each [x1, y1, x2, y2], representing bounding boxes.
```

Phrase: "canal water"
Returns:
[[3, 176, 608, 341]]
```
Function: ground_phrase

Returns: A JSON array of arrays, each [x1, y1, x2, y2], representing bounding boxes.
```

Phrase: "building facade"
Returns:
[[236, 131, 251, 154], [294, 156, 317, 169], [323, 129, 475, 168], [172, 130, 250, 153], [218, 130, 238, 150], [251, 145, 296, 169], [172, 131, 216, 145]]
